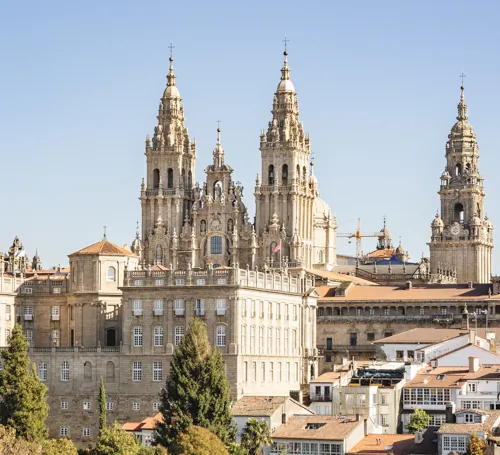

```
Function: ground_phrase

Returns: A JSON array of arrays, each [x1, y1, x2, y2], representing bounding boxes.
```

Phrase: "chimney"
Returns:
[[405, 281, 412, 290], [445, 402, 456, 423], [469, 356, 480, 373], [282, 413, 286, 424], [469, 330, 476, 345], [468, 281, 474, 289], [356, 413, 361, 422], [414, 431, 424, 444]]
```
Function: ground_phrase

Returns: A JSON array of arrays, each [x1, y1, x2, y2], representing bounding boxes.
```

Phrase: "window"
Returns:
[[396, 350, 404, 360], [51, 329, 60, 346], [286, 362, 291, 382], [268, 164, 275, 185], [440, 307, 447, 315], [443, 436, 467, 454], [381, 394, 388, 405], [133, 326, 143, 347], [154, 299, 164, 316], [251, 300, 256, 317], [259, 327, 264, 354], [261, 362, 266, 381], [242, 300, 247, 317], [269, 362, 274, 382], [132, 299, 143, 316], [60, 401, 68, 410], [51, 305, 60, 321], [276, 303, 281, 319], [153, 402, 161, 412], [153, 361, 163, 382], [295, 362, 299, 382], [61, 361, 70, 381], [407, 350, 415, 360], [285, 304, 290, 320], [420, 307, 425, 315], [293, 305, 298, 321], [174, 299, 185, 316], [369, 308, 375, 316], [83, 401, 91, 410], [106, 402, 113, 411], [24, 329, 33, 346], [132, 362, 142, 381], [210, 236, 222, 254], [195, 299, 205, 316], [250, 326, 255, 353], [468, 383, 477, 392], [216, 298, 227, 316], [5, 305, 11, 321], [241, 326, 247, 353], [106, 361, 115, 381], [132, 402, 140, 411], [268, 302, 273, 319], [84, 361, 92, 380], [277, 362, 282, 382], [5, 329, 10, 342], [134, 279, 143, 286], [465, 413, 476, 423], [384, 332, 393, 338], [429, 415, 446, 426], [83, 428, 90, 437], [243, 362, 248, 382], [24, 306, 33, 320], [38, 362, 48, 381], [107, 267, 116, 281], [284, 329, 289, 354], [175, 326, 184, 346], [196, 278, 206, 285], [267, 327, 272, 354], [216, 325, 226, 347], [154, 327, 164, 347], [367, 332, 375, 342], [349, 332, 357, 346], [384, 307, 390, 316], [403, 388, 451, 406], [276, 328, 281, 354], [326, 337, 333, 350], [60, 428, 68, 437], [293, 329, 297, 351], [381, 414, 389, 426], [252, 362, 257, 382]]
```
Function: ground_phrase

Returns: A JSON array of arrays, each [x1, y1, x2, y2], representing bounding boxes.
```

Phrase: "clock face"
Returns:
[[451, 224, 460, 236]]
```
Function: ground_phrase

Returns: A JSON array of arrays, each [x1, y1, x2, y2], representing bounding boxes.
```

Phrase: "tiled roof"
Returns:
[[70, 240, 135, 257], [367, 248, 393, 259], [310, 371, 342, 383], [309, 270, 378, 286], [347, 434, 414, 455], [374, 328, 468, 345], [438, 410, 500, 435], [318, 283, 493, 302], [123, 413, 163, 432], [231, 396, 287, 417], [271, 415, 362, 441]]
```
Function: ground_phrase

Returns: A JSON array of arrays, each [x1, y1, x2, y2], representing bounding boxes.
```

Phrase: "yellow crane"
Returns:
[[337, 218, 386, 260]]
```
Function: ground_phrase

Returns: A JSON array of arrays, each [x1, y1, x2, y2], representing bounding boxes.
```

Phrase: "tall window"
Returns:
[[216, 298, 227, 314], [276, 328, 281, 354], [61, 361, 70, 381], [268, 164, 275, 185], [133, 326, 143, 347], [243, 362, 248, 382], [175, 326, 184, 346], [154, 327, 164, 347], [38, 362, 48, 381], [250, 326, 255, 353], [286, 362, 291, 382], [167, 168, 173, 188], [132, 361, 142, 381], [216, 325, 226, 347], [284, 329, 289, 354], [107, 267, 116, 281], [269, 362, 274, 382], [153, 361, 163, 382], [268, 302, 273, 318], [133, 299, 143, 316], [51, 329, 59, 346], [153, 168, 160, 188], [277, 362, 282, 382], [195, 299, 205, 316], [51, 306, 60, 320], [25, 329, 33, 346], [293, 329, 297, 352], [154, 299, 164, 315], [252, 362, 257, 382], [241, 326, 247, 353], [210, 236, 222, 254], [259, 327, 264, 354], [84, 361, 92, 380], [267, 327, 273, 354], [295, 362, 299, 382], [174, 299, 185, 315], [282, 164, 288, 184], [261, 362, 266, 382]]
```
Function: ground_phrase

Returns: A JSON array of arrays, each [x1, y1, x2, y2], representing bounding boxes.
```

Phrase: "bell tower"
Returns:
[[428, 84, 493, 283]]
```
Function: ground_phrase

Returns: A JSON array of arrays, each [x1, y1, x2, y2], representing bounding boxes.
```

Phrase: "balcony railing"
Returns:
[[195, 309, 205, 316], [310, 394, 332, 402], [317, 314, 457, 323], [216, 308, 227, 316], [132, 309, 143, 316], [24, 314, 33, 321], [174, 309, 185, 317], [51, 314, 60, 321], [153, 309, 164, 316]]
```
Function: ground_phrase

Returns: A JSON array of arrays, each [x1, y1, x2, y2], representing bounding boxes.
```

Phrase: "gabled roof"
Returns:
[[374, 328, 468, 345], [231, 396, 312, 417], [70, 240, 135, 257], [438, 410, 500, 435], [122, 412, 163, 432], [310, 269, 378, 286]]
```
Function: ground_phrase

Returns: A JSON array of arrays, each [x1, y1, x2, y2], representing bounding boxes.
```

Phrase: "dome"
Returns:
[[432, 214, 444, 227], [163, 85, 180, 98], [277, 79, 295, 92], [309, 173, 318, 186], [484, 216, 493, 229], [131, 237, 142, 251], [313, 198, 331, 221], [450, 120, 474, 136], [395, 243, 405, 254]]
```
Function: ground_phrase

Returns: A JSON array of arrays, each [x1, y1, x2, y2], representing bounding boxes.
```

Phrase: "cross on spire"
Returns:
[[460, 72, 466, 87], [216, 120, 222, 130], [282, 35, 290, 53], [168, 42, 175, 58]]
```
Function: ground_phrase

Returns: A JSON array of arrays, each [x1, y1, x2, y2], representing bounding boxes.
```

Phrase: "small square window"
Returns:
[[367, 332, 375, 342], [83, 401, 91, 410], [132, 402, 140, 411], [60, 427, 68, 436], [60, 401, 68, 410], [83, 428, 90, 437], [106, 402, 113, 411], [153, 402, 161, 411]]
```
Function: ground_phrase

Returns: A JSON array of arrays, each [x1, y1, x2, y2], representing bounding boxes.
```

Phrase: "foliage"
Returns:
[[0, 425, 42, 455], [0, 324, 48, 442], [405, 408, 430, 434], [156, 318, 236, 449], [228, 442, 248, 455], [241, 419, 272, 455], [468, 433, 487, 455], [42, 438, 78, 455], [90, 423, 142, 455], [99, 376, 106, 433], [169, 426, 229, 455], [138, 447, 169, 455]]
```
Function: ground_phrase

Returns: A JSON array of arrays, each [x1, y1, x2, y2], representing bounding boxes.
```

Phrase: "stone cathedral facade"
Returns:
[[429, 86, 494, 283]]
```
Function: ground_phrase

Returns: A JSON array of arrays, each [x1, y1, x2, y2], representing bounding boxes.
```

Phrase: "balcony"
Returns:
[[320, 344, 376, 353], [216, 308, 227, 316], [174, 309, 185, 317], [153, 309, 164, 316], [310, 394, 332, 402], [195, 309, 205, 316], [132, 309, 143, 316], [24, 314, 33, 321], [51, 314, 60, 321], [317, 314, 456, 324]]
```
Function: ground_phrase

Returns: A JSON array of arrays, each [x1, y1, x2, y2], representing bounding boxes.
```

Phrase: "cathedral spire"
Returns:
[[213, 126, 225, 168], [457, 85, 467, 121], [277, 50, 295, 93]]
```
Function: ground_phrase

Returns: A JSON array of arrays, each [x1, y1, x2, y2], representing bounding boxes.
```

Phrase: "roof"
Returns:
[[271, 415, 362, 441], [70, 240, 136, 257], [367, 249, 393, 259], [310, 371, 342, 383], [318, 283, 493, 302], [347, 430, 437, 455], [438, 410, 500, 435], [231, 396, 287, 417], [374, 328, 468, 345], [309, 269, 378, 286], [123, 413, 163, 432]]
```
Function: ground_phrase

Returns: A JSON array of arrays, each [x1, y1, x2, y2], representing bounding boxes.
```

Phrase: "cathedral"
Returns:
[[132, 50, 337, 272]]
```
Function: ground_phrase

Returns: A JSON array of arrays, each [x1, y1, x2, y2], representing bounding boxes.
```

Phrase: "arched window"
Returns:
[[268, 165, 275, 185], [318, 250, 324, 263], [455, 163, 462, 177], [181, 168, 186, 187], [107, 267, 116, 282], [154, 327, 164, 347], [296, 164, 300, 180], [216, 325, 226, 347], [106, 361, 115, 381], [61, 361, 70, 381], [302, 166, 307, 182], [454, 203, 464, 223], [106, 328, 117, 347], [282, 164, 288, 184], [153, 169, 160, 189], [38, 362, 48, 381], [175, 326, 184, 346], [133, 326, 143, 347], [211, 236, 222, 254], [167, 168, 174, 188], [188, 170, 193, 187], [84, 361, 92, 381]]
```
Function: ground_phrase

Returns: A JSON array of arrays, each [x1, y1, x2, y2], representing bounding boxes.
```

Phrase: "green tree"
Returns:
[[169, 426, 229, 455], [156, 318, 236, 449], [228, 443, 248, 455], [42, 438, 78, 455], [0, 425, 42, 455], [0, 324, 48, 442], [468, 432, 487, 455], [241, 419, 271, 455], [91, 422, 141, 455], [98, 376, 107, 433], [138, 447, 169, 455], [405, 408, 430, 434]]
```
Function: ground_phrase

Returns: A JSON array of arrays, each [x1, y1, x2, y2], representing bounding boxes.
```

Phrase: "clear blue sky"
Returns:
[[1, 0, 499, 271]]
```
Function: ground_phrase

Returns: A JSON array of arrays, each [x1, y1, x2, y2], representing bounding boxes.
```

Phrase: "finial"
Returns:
[[460, 72, 466, 88], [282, 35, 290, 55], [103, 225, 107, 240], [216, 120, 221, 145], [457, 76, 468, 121], [168, 42, 175, 59], [135, 221, 140, 238], [167, 45, 176, 87]]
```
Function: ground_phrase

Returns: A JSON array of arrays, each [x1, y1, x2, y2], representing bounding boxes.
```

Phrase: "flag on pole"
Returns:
[[273, 240, 281, 253]]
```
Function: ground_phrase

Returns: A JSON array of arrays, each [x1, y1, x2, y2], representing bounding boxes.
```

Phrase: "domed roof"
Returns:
[[277, 79, 295, 93], [432, 214, 444, 227], [163, 85, 180, 98], [313, 198, 331, 221], [450, 120, 474, 136], [395, 243, 405, 254], [131, 236, 142, 251]]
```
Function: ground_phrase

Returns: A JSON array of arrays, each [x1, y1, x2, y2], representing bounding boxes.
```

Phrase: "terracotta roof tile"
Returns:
[[367, 248, 393, 259], [438, 410, 500, 435], [231, 396, 287, 417], [310, 270, 378, 286], [310, 372, 342, 383], [374, 328, 468, 345], [122, 413, 163, 432], [70, 240, 135, 257], [272, 415, 362, 441]]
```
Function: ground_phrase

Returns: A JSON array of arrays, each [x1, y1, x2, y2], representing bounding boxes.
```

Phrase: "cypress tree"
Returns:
[[156, 318, 236, 449], [0, 324, 48, 443], [98, 376, 107, 433]]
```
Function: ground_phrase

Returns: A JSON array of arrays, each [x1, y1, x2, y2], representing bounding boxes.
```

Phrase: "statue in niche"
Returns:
[[200, 220, 206, 234], [227, 219, 234, 233]]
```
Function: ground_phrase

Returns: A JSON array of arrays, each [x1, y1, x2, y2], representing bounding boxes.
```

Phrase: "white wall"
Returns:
[[437, 345, 500, 367], [420, 334, 470, 362], [381, 343, 431, 362]]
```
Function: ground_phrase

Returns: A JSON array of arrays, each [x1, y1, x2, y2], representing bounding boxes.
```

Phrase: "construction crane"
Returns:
[[337, 218, 387, 260]]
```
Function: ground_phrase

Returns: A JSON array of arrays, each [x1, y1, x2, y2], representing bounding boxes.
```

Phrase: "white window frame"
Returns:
[[154, 299, 164, 316], [468, 383, 477, 393], [175, 326, 184, 346], [132, 361, 142, 381], [241, 326, 247, 354], [153, 361, 163, 382], [132, 402, 140, 411], [174, 299, 185, 316], [107, 267, 116, 281], [38, 362, 48, 381], [153, 326, 164, 347], [216, 325, 226, 347], [61, 361, 70, 381], [83, 401, 91, 411], [216, 298, 227, 316], [24, 306, 33, 320], [196, 299, 205, 316], [250, 326, 255, 354], [261, 361, 266, 381], [267, 327, 273, 354], [106, 402, 113, 411], [132, 299, 143, 316], [60, 428, 68, 437], [259, 326, 264, 354], [83, 428, 90, 437], [133, 326, 143, 347], [60, 401, 68, 410]]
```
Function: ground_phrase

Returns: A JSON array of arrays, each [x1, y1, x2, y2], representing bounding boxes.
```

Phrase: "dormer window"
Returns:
[[437, 374, 446, 380], [464, 413, 475, 423]]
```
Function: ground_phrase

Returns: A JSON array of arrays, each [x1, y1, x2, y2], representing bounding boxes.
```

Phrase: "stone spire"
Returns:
[[457, 85, 467, 121], [212, 127, 225, 168]]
